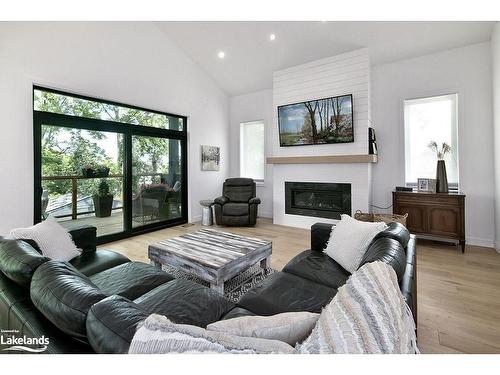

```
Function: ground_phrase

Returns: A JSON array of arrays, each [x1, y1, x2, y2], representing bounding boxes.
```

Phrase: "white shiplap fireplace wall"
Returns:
[[272, 48, 373, 228]]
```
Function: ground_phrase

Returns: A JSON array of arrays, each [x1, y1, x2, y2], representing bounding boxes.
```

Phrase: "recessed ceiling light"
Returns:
[[217, 51, 225, 59], [269, 33, 276, 41]]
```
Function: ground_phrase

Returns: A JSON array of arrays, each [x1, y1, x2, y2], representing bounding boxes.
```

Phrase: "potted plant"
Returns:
[[428, 141, 451, 193], [93, 179, 114, 217]]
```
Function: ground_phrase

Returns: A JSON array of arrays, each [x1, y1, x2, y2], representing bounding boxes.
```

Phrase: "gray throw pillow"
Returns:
[[129, 314, 295, 354], [207, 311, 319, 345]]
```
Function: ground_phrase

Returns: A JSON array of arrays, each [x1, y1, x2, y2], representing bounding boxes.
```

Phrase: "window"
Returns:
[[240, 120, 265, 181], [34, 86, 187, 243], [404, 94, 459, 188]]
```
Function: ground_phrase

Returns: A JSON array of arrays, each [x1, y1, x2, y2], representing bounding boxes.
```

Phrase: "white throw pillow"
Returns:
[[129, 314, 295, 354], [324, 214, 387, 273], [207, 311, 319, 345], [10, 217, 81, 261]]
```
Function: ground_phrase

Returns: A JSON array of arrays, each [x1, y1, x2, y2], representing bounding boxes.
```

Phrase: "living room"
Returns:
[[1, 0, 500, 372]]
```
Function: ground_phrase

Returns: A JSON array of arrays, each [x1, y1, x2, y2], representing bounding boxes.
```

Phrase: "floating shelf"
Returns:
[[266, 154, 378, 164]]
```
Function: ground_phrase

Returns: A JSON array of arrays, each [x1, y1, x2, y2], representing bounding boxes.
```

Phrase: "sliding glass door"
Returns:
[[40, 125, 125, 236], [33, 87, 187, 244], [131, 136, 183, 228]]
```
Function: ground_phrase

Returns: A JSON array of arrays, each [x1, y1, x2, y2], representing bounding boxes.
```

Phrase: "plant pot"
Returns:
[[94, 167, 110, 178], [82, 168, 95, 178], [436, 160, 449, 193], [93, 195, 114, 217]]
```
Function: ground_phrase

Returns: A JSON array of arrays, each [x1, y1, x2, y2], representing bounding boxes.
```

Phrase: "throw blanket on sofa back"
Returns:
[[297, 261, 418, 354]]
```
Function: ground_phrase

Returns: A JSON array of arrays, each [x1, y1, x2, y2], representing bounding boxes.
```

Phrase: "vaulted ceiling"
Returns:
[[157, 21, 495, 96]]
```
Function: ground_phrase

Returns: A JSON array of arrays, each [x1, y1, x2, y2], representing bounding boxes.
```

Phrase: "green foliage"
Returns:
[[37, 90, 174, 203], [95, 180, 111, 197]]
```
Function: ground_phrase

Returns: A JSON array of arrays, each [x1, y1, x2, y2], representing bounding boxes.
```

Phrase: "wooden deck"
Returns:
[[58, 209, 183, 237], [58, 210, 124, 237]]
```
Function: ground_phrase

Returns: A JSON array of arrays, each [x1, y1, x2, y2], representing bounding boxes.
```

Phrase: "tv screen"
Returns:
[[278, 94, 353, 147]]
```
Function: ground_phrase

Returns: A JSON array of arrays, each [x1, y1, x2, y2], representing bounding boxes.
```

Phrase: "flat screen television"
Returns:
[[278, 94, 353, 147]]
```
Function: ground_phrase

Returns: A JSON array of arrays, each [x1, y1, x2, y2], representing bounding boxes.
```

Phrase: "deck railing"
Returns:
[[41, 173, 164, 220]]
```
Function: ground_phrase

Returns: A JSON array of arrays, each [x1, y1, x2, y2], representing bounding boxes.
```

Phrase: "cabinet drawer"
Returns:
[[395, 194, 462, 207]]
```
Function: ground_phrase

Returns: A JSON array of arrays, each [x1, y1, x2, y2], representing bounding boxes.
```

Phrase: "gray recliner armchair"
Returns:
[[214, 178, 261, 226]]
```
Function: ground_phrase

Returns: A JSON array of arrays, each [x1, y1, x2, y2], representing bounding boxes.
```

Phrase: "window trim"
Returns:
[[34, 85, 187, 123], [403, 93, 460, 189], [239, 119, 266, 183], [33, 86, 188, 245]]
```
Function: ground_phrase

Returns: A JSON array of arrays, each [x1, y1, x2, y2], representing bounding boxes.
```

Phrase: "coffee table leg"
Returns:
[[260, 255, 271, 269], [152, 260, 162, 270], [210, 281, 224, 294]]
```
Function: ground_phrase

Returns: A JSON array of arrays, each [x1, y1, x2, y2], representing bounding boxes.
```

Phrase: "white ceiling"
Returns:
[[157, 21, 495, 96]]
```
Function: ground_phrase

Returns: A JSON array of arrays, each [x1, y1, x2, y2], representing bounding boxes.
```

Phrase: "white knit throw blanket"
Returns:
[[297, 261, 419, 354]]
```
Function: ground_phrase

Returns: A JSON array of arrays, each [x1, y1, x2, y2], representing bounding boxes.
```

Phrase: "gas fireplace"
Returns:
[[285, 182, 351, 219]]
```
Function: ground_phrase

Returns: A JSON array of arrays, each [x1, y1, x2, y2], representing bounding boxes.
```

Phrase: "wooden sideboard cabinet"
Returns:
[[392, 191, 466, 252]]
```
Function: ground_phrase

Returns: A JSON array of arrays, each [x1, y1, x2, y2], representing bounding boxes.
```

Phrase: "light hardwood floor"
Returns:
[[104, 218, 500, 354]]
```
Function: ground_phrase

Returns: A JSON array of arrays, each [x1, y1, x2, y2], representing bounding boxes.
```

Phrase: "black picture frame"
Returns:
[[277, 93, 354, 147]]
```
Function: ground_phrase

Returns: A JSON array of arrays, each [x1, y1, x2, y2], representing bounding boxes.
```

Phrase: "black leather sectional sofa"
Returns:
[[0, 222, 416, 354]]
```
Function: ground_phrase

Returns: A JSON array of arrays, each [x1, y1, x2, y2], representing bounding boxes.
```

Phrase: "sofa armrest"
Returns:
[[68, 225, 97, 254], [86, 295, 148, 354], [311, 223, 334, 252], [249, 197, 261, 205], [214, 196, 229, 205]]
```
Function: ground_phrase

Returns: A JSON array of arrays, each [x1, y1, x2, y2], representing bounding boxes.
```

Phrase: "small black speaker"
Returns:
[[396, 186, 413, 192]]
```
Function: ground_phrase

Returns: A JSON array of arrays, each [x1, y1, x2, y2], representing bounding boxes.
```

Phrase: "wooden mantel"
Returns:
[[266, 154, 378, 164]]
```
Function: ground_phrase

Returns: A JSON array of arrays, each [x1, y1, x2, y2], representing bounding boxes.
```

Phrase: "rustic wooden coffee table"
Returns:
[[148, 229, 272, 294]]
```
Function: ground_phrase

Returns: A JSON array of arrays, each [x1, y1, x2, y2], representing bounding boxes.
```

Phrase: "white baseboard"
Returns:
[[495, 240, 500, 254], [190, 215, 202, 223], [415, 234, 495, 249], [465, 236, 495, 249], [258, 211, 273, 219]]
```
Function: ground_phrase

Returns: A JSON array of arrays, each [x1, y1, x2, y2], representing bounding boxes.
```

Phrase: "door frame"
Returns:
[[33, 86, 188, 245]]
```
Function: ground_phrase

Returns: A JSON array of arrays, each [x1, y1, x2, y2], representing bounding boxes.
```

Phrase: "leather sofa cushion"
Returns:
[[0, 237, 50, 288], [374, 222, 410, 248], [67, 226, 97, 253], [238, 272, 337, 316], [406, 235, 416, 266], [30, 260, 108, 341], [70, 249, 130, 276], [134, 278, 234, 328], [222, 203, 249, 216], [359, 237, 406, 281], [1, 271, 94, 353], [89, 262, 174, 300], [310, 223, 334, 252], [283, 250, 350, 289], [86, 295, 149, 354]]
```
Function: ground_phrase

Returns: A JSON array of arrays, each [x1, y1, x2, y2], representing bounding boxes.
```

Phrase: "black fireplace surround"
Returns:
[[285, 182, 351, 219]]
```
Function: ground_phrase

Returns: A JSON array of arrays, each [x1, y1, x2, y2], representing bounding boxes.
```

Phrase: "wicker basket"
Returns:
[[354, 210, 408, 226]]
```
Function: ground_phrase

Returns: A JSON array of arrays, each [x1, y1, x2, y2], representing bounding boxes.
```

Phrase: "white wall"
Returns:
[[492, 23, 500, 252], [272, 49, 373, 228], [229, 89, 273, 218], [372, 42, 495, 247], [0, 22, 229, 234]]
